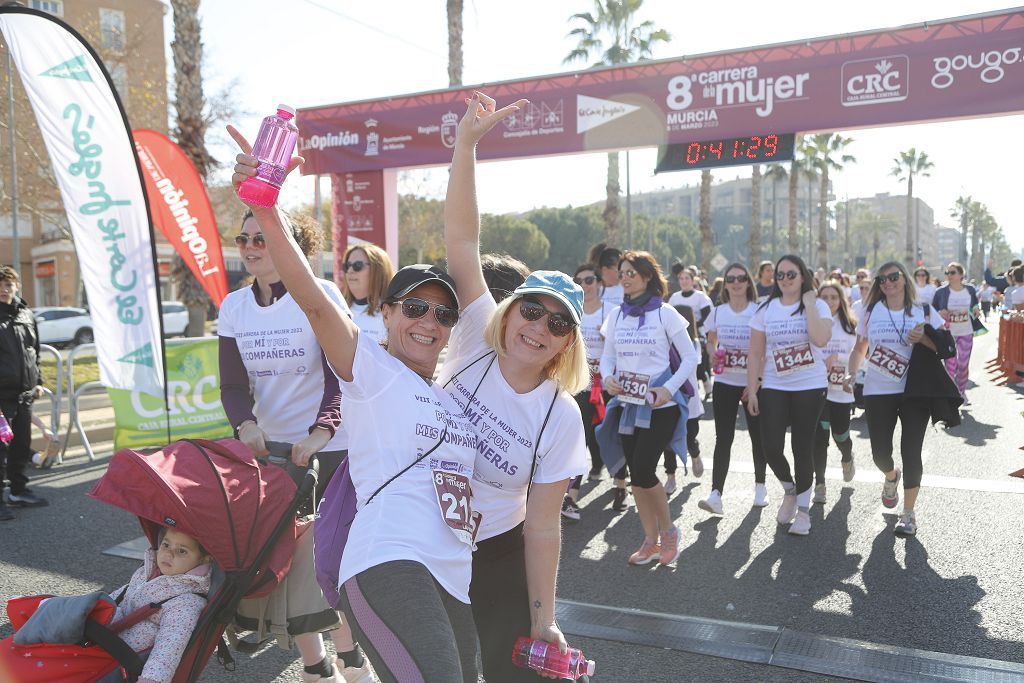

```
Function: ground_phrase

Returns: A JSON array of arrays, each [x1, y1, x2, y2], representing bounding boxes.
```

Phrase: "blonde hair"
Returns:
[[341, 243, 394, 315], [483, 295, 590, 394]]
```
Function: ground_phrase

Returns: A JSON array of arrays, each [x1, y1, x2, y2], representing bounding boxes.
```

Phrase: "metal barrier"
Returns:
[[38, 344, 63, 437]]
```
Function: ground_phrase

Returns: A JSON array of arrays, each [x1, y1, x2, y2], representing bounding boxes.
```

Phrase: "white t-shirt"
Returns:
[[856, 302, 944, 396], [685, 337, 704, 419], [601, 284, 624, 307], [704, 302, 757, 388], [580, 302, 608, 375], [437, 294, 588, 542], [350, 301, 386, 345], [599, 302, 700, 405], [979, 287, 993, 303], [217, 279, 350, 450], [943, 287, 973, 337], [667, 290, 713, 329], [338, 334, 479, 603], [823, 315, 857, 404], [1014, 287, 1024, 307], [1004, 285, 1017, 308], [914, 283, 936, 307], [749, 298, 832, 392]]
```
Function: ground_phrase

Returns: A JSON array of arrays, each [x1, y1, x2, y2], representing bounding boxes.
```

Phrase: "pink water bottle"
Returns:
[[511, 637, 595, 680], [713, 348, 727, 375], [238, 104, 299, 208], [0, 411, 13, 444]]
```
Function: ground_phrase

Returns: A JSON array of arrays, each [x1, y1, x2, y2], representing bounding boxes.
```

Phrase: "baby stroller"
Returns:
[[3, 438, 318, 682]]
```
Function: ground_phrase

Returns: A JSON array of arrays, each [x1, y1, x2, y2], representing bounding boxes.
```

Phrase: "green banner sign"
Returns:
[[108, 338, 232, 449]]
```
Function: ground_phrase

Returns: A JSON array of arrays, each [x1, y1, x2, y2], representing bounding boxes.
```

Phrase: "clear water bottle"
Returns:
[[511, 637, 595, 680], [0, 411, 13, 444], [238, 104, 299, 208]]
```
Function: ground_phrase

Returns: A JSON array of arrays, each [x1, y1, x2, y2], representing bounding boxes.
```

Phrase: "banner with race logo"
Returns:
[[134, 128, 228, 306], [0, 7, 165, 398], [107, 338, 231, 449]]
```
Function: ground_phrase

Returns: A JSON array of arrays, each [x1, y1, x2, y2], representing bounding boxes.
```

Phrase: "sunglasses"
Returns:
[[774, 270, 799, 281], [394, 297, 459, 328], [944, 270, 962, 276], [234, 233, 266, 248], [574, 275, 598, 286], [618, 269, 638, 279], [875, 272, 902, 284], [342, 260, 368, 273], [519, 297, 577, 337], [724, 274, 749, 283]]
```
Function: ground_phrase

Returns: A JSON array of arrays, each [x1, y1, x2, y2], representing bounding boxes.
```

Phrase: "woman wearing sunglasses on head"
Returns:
[[745, 255, 832, 536], [698, 262, 766, 516], [597, 251, 700, 566], [932, 262, 979, 403], [340, 243, 394, 345], [847, 262, 945, 536], [440, 92, 590, 683], [228, 127, 483, 683], [218, 209, 371, 682]]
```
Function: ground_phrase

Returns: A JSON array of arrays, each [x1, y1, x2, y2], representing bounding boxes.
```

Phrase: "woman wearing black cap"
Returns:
[[440, 92, 591, 682], [229, 128, 482, 683]]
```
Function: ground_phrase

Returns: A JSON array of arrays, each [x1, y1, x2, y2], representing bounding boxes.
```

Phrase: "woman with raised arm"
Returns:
[[440, 92, 590, 683], [745, 255, 832, 537], [228, 126, 482, 683]]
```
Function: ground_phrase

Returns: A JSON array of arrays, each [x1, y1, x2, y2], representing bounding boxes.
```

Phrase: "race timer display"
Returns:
[[655, 133, 796, 172]]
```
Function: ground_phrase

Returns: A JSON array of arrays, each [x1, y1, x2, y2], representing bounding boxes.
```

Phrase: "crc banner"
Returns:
[[0, 8, 165, 398], [298, 9, 1024, 174], [107, 338, 231, 449], [134, 128, 228, 306]]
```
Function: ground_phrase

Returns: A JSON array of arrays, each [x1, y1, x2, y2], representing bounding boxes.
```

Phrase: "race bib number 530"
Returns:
[[618, 371, 651, 405]]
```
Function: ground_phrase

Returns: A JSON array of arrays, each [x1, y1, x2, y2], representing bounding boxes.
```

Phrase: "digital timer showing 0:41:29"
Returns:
[[655, 133, 797, 173]]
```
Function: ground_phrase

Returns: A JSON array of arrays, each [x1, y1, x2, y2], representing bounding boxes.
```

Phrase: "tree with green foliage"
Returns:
[[890, 148, 934, 265], [480, 214, 550, 269], [808, 133, 855, 268]]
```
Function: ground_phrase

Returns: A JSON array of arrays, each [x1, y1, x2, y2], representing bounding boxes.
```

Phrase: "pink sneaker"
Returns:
[[628, 538, 661, 565], [659, 527, 681, 566]]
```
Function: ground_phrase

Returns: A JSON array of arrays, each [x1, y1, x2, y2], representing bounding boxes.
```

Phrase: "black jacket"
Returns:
[[903, 327, 962, 428], [0, 297, 42, 400]]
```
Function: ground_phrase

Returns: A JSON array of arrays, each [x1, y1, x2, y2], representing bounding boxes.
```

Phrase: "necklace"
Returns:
[[885, 303, 909, 345]]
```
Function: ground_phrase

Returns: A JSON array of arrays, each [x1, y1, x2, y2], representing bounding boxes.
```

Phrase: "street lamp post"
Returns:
[[6, 45, 18, 272]]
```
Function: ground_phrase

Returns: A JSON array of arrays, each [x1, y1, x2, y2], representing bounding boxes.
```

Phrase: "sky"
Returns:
[[175, 0, 1023, 252]]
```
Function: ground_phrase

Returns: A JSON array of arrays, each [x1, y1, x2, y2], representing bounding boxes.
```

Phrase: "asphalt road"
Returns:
[[2, 316, 1021, 682]]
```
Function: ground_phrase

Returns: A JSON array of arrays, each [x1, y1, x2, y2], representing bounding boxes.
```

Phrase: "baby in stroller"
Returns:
[[1, 526, 210, 683]]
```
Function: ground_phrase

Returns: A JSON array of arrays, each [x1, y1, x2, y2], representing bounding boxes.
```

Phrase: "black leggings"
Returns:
[[339, 561, 478, 683], [662, 418, 699, 475], [758, 387, 826, 494], [621, 405, 681, 489], [571, 389, 604, 491], [814, 401, 853, 485], [864, 394, 930, 489], [711, 382, 766, 494]]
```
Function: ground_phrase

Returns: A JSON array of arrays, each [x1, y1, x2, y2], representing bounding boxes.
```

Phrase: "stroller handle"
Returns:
[[262, 441, 320, 494]]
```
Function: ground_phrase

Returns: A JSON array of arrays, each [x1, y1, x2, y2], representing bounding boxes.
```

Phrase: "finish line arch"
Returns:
[[296, 8, 1024, 281]]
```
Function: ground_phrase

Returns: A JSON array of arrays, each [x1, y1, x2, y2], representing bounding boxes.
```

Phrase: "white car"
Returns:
[[33, 307, 94, 347], [161, 301, 189, 337]]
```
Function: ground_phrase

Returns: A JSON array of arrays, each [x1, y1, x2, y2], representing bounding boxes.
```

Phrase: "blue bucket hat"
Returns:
[[513, 270, 584, 324]]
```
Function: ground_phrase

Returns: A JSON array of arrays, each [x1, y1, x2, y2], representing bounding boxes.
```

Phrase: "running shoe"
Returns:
[[560, 496, 581, 521], [339, 653, 374, 683], [698, 489, 723, 515], [753, 483, 769, 508], [691, 456, 704, 478], [628, 538, 661, 565], [588, 466, 603, 481], [881, 468, 902, 509], [813, 483, 827, 504], [664, 473, 677, 495], [776, 491, 798, 525], [6, 490, 48, 507], [788, 510, 811, 536], [659, 527, 682, 566], [842, 459, 856, 483], [612, 487, 628, 513], [301, 656, 344, 683], [894, 510, 917, 536]]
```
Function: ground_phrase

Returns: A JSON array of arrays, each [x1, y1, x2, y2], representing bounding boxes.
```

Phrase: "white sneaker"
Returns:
[[894, 510, 917, 536], [698, 490, 723, 515], [788, 510, 811, 536], [691, 456, 704, 478], [813, 483, 826, 504], [664, 473, 677, 495], [842, 460, 855, 483], [301, 659, 343, 683], [753, 483, 769, 508], [340, 658, 374, 683], [777, 491, 798, 525]]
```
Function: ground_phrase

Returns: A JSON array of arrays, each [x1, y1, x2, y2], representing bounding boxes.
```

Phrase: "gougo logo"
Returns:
[[931, 47, 1022, 89]]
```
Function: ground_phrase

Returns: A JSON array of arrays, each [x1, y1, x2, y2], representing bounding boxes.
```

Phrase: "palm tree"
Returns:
[[786, 135, 804, 254], [799, 146, 819, 262], [764, 164, 788, 258], [890, 148, 934, 266], [969, 201, 992, 279], [809, 133, 855, 269], [699, 169, 712, 273], [447, 0, 463, 86], [950, 195, 973, 265], [564, 0, 670, 243], [749, 164, 762, 265], [170, 0, 212, 336]]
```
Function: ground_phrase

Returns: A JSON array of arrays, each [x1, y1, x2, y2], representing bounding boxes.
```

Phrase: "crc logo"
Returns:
[[841, 55, 908, 106], [931, 47, 1022, 89]]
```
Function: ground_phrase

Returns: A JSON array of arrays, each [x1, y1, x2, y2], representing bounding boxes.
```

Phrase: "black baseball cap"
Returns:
[[384, 264, 459, 308]]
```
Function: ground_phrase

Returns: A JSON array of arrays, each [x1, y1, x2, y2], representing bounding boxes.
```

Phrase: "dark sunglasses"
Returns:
[[394, 297, 459, 328], [342, 260, 368, 273], [774, 270, 799, 281], [234, 233, 266, 248], [574, 275, 599, 286], [724, 274, 749, 283], [875, 272, 902, 284], [944, 270, 962, 276], [519, 297, 576, 337]]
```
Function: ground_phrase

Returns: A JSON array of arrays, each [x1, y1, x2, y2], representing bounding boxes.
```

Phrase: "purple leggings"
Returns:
[[944, 334, 973, 395]]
